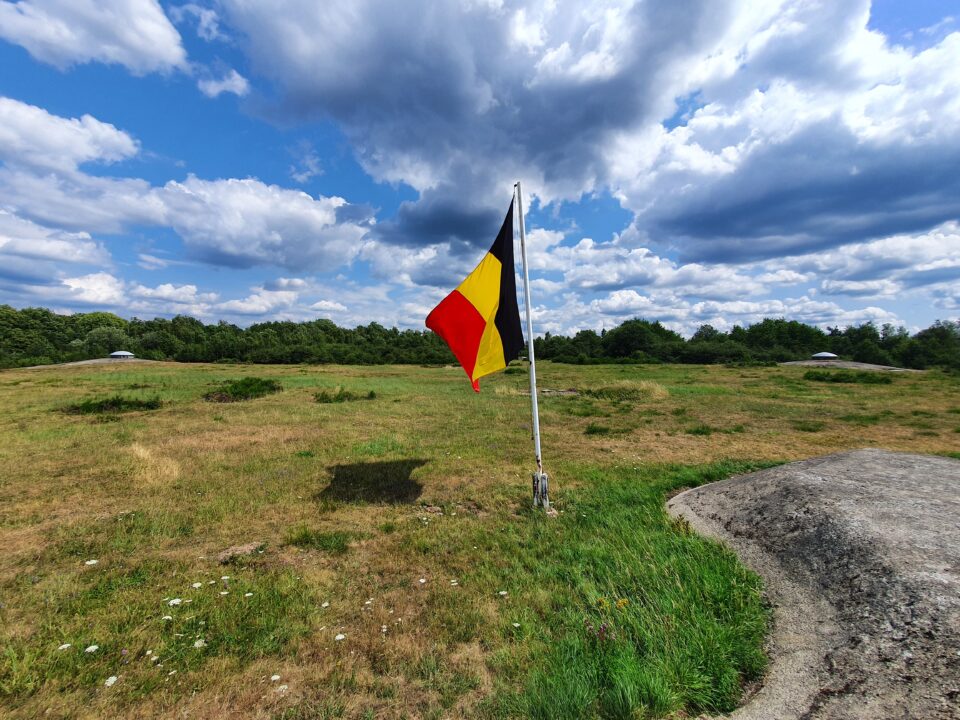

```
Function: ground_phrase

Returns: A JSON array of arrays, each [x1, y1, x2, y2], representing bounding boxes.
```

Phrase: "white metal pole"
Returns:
[[515, 182, 547, 507]]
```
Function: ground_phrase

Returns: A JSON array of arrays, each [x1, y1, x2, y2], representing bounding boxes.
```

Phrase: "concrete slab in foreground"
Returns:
[[668, 449, 960, 720]]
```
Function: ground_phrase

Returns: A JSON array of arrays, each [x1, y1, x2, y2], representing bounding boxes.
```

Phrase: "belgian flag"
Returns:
[[426, 200, 525, 391]]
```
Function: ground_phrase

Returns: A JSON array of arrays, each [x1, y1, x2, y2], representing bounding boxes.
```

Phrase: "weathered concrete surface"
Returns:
[[668, 449, 960, 720], [780, 360, 921, 372]]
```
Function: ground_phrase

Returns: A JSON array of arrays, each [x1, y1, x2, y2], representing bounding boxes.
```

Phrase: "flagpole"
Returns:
[[515, 181, 549, 510]]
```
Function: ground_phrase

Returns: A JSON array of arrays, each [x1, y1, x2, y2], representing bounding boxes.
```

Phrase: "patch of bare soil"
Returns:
[[668, 449, 960, 720]]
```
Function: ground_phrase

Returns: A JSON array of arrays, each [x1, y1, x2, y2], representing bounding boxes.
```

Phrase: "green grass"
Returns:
[[203, 376, 282, 402], [685, 424, 716, 436], [803, 370, 893, 384], [62, 395, 163, 415], [474, 462, 775, 718]]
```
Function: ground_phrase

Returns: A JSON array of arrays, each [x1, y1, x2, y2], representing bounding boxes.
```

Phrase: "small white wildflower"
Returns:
[[418, 578, 426, 584], [57, 643, 71, 651], [498, 590, 508, 596], [512, 623, 520, 628], [167, 670, 177, 676], [276, 684, 288, 693], [381, 625, 387, 633], [321, 601, 329, 608], [168, 598, 182, 606], [207, 580, 215, 585], [221, 575, 230, 580], [84, 559, 98, 566], [219, 591, 229, 596], [244, 592, 253, 597], [151, 656, 160, 663], [334, 633, 345, 641], [162, 615, 173, 621], [271, 674, 281, 682], [193, 639, 206, 649], [104, 676, 117, 687], [145, 650, 152, 655], [364, 600, 372, 605], [85, 645, 99, 653], [191, 582, 202, 589]]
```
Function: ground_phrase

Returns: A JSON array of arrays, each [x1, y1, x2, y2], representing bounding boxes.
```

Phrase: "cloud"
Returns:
[[157, 175, 374, 270], [289, 143, 322, 184], [0, 210, 109, 265], [197, 69, 250, 98], [218, 0, 759, 245], [0, 0, 187, 74], [0, 96, 139, 172], [312, 299, 347, 314], [170, 3, 224, 41], [62, 272, 126, 305], [0, 99, 377, 273], [611, 15, 960, 262], [129, 282, 217, 304]]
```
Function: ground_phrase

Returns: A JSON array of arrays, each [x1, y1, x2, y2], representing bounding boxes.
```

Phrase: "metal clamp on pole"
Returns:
[[532, 471, 550, 509]]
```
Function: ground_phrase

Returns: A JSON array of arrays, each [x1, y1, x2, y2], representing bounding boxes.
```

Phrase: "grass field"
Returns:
[[1, 361, 958, 719]]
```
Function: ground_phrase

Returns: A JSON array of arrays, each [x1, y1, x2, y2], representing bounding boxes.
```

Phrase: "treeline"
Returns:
[[0, 305, 957, 370], [534, 318, 959, 370]]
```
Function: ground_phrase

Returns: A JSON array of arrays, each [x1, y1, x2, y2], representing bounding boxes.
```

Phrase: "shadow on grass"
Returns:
[[318, 459, 428, 504]]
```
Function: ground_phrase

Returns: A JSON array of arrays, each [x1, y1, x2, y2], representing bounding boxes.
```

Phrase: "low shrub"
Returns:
[[63, 395, 162, 415]]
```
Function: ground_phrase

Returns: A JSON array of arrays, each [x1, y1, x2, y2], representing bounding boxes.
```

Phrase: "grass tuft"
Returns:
[[204, 377, 282, 402], [314, 387, 377, 403], [284, 525, 353, 554], [793, 420, 826, 432], [837, 413, 882, 425], [685, 423, 715, 436]]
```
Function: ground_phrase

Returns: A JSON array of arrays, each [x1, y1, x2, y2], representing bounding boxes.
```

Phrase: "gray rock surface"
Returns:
[[668, 449, 960, 719]]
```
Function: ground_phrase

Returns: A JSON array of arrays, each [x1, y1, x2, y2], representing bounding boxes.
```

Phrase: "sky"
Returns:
[[0, 0, 958, 337]]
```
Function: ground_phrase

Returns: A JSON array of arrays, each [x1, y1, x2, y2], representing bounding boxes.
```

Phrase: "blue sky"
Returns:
[[0, 0, 957, 336]]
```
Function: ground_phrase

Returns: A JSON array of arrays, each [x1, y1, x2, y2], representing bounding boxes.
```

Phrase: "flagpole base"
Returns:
[[532, 472, 550, 510]]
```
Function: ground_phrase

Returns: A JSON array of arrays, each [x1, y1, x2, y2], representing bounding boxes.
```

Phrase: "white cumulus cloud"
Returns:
[[0, 0, 187, 74]]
